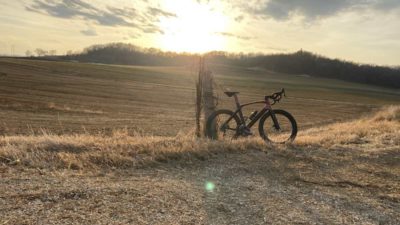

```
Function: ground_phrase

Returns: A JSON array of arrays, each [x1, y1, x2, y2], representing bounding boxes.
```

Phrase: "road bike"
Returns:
[[205, 88, 297, 144]]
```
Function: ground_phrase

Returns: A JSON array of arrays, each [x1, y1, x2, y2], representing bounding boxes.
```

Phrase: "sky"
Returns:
[[0, 0, 400, 66]]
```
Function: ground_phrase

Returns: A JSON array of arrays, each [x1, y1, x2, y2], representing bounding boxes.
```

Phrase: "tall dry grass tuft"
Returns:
[[0, 130, 268, 170], [371, 105, 400, 122], [296, 105, 400, 150], [1, 106, 399, 170]]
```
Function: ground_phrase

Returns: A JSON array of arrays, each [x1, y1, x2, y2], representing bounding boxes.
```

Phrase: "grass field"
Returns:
[[0, 58, 399, 136], [0, 58, 399, 224]]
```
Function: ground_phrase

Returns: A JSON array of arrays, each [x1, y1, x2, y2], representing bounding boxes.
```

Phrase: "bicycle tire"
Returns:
[[206, 109, 241, 140], [258, 109, 297, 144]]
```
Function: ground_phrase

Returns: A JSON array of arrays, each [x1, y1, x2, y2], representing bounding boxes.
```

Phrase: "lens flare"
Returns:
[[205, 181, 215, 192]]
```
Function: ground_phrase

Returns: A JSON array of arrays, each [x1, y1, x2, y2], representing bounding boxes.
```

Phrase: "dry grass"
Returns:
[[0, 106, 398, 171], [1, 106, 399, 224], [297, 105, 400, 150], [0, 129, 269, 170]]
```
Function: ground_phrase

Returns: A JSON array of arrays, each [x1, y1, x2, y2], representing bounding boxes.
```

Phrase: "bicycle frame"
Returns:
[[224, 94, 277, 130]]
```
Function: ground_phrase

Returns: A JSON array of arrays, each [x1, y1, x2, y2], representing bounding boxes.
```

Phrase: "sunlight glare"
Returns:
[[158, 0, 229, 53]]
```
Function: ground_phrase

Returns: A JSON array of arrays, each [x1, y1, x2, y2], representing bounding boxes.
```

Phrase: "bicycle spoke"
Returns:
[[209, 112, 238, 140], [262, 112, 293, 143]]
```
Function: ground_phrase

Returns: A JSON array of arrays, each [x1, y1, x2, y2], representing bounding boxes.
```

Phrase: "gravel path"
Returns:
[[1, 148, 399, 224]]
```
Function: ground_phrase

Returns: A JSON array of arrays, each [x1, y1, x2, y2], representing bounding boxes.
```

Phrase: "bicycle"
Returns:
[[205, 88, 297, 144]]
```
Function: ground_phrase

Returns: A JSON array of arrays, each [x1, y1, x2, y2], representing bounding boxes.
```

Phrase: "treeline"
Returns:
[[61, 43, 400, 88], [225, 51, 400, 89], [62, 43, 197, 66]]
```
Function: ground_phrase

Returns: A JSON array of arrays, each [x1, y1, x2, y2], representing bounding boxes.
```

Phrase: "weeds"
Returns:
[[1, 106, 399, 170]]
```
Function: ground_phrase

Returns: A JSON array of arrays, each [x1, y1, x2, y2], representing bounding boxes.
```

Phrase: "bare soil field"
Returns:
[[1, 58, 399, 136], [1, 106, 399, 224]]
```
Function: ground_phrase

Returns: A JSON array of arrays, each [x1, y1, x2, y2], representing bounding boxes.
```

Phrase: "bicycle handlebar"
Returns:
[[265, 88, 286, 105]]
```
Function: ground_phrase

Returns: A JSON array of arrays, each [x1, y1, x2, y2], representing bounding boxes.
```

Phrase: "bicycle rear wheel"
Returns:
[[206, 109, 240, 140], [258, 109, 297, 144]]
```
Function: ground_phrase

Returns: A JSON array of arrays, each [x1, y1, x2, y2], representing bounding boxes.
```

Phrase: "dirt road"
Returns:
[[1, 146, 398, 225]]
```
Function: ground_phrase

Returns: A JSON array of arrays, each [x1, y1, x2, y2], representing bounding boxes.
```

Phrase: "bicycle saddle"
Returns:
[[224, 91, 239, 97]]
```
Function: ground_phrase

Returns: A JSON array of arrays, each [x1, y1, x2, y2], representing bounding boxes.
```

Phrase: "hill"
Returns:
[[1, 106, 399, 224], [56, 43, 400, 89], [0, 58, 399, 136]]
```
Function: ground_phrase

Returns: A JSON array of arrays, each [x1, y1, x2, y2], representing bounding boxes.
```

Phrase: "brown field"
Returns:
[[0, 58, 399, 224], [0, 58, 399, 136]]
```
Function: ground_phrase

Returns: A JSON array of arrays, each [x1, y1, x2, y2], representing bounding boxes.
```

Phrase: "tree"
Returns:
[[58, 42, 400, 89], [25, 50, 33, 57], [34, 48, 48, 57]]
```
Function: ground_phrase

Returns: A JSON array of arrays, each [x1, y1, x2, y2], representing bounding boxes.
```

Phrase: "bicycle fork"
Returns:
[[265, 99, 281, 130]]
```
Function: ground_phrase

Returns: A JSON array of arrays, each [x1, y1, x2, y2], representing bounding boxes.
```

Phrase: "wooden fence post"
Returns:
[[202, 69, 216, 136], [195, 56, 216, 137], [195, 57, 203, 137]]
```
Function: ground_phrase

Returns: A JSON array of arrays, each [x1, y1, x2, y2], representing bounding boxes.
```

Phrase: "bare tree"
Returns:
[[25, 50, 33, 57], [49, 50, 57, 56], [34, 48, 48, 57]]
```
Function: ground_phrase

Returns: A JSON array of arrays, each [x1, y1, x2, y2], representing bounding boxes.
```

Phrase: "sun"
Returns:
[[157, 0, 230, 53]]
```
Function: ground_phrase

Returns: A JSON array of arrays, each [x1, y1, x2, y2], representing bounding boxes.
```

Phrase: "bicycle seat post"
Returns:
[[233, 93, 247, 125], [233, 94, 241, 110]]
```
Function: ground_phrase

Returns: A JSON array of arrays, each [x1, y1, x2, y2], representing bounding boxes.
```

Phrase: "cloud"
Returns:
[[26, 0, 177, 34], [147, 7, 177, 18], [26, 0, 136, 26], [216, 32, 253, 40], [196, 0, 211, 4], [80, 28, 97, 36], [229, 0, 400, 21], [246, 0, 356, 21], [234, 15, 244, 22], [124, 32, 140, 40], [373, 0, 400, 11]]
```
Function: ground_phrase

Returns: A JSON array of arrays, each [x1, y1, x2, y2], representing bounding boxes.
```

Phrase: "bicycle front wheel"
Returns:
[[206, 109, 240, 140], [258, 109, 297, 144]]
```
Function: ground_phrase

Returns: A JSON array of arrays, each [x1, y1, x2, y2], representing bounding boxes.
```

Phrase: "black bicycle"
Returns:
[[206, 88, 297, 144]]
